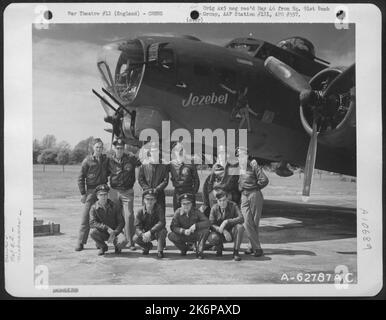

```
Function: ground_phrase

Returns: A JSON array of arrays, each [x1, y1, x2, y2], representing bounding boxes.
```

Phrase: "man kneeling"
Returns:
[[133, 189, 167, 259], [89, 184, 127, 255], [168, 193, 210, 259], [208, 190, 245, 261]]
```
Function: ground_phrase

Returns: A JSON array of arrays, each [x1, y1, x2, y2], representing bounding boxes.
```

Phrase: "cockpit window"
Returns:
[[276, 37, 315, 59], [97, 39, 145, 104], [226, 38, 263, 56], [97, 61, 115, 88], [158, 44, 174, 69], [227, 43, 259, 55]]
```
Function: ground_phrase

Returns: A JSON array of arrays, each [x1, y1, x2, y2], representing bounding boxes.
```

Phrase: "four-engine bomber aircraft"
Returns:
[[92, 34, 356, 199]]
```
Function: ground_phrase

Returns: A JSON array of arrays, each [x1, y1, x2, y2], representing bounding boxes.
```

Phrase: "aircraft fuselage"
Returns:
[[97, 35, 356, 176]]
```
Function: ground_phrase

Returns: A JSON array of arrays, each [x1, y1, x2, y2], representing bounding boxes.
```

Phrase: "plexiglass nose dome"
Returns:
[[97, 39, 145, 104]]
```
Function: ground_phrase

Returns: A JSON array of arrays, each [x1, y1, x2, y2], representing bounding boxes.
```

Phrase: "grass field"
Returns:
[[33, 164, 356, 208]]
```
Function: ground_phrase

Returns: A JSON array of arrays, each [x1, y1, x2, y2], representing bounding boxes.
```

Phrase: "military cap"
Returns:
[[113, 138, 125, 147], [93, 138, 103, 145], [143, 188, 157, 199], [95, 184, 110, 194], [235, 146, 248, 157], [179, 193, 194, 203], [215, 189, 228, 200]]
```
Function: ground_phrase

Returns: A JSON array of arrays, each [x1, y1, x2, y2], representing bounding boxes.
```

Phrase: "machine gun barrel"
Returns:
[[102, 87, 133, 117], [92, 89, 117, 113]]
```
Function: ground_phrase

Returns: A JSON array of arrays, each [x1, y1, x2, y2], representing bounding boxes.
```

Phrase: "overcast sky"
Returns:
[[33, 23, 355, 147]]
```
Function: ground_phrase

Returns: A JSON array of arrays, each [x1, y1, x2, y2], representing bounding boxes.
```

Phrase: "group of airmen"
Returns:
[[75, 137, 269, 261]]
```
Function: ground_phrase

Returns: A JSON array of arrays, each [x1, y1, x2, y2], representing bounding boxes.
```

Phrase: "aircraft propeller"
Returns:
[[264, 56, 355, 201], [264, 56, 312, 93]]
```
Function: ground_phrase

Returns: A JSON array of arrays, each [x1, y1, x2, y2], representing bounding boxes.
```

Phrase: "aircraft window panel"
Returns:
[[256, 44, 296, 67], [97, 61, 114, 88], [97, 39, 145, 103], [148, 43, 159, 62], [158, 45, 174, 70], [119, 63, 128, 75], [227, 42, 260, 56], [254, 44, 271, 60]]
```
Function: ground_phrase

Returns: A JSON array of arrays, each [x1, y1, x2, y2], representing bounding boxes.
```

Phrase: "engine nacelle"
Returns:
[[299, 67, 356, 150]]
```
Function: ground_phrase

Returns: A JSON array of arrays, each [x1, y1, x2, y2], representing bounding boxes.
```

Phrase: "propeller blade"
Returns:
[[322, 63, 355, 97], [302, 119, 319, 202], [264, 56, 311, 93]]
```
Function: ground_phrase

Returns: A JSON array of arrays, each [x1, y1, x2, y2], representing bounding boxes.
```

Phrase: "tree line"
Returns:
[[33, 135, 103, 171], [34, 135, 333, 176]]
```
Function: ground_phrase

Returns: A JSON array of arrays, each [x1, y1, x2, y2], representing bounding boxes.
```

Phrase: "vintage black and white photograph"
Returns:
[[3, 3, 382, 297]]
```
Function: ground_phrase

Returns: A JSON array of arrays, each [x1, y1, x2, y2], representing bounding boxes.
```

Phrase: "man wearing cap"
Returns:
[[168, 193, 211, 259], [201, 145, 240, 216], [237, 146, 269, 257], [207, 190, 244, 261], [76, 138, 109, 251], [108, 138, 139, 251], [89, 184, 127, 255], [133, 189, 167, 258], [138, 141, 169, 212], [169, 142, 200, 211]]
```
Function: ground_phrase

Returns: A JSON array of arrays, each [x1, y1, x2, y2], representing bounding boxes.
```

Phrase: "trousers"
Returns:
[[240, 189, 263, 250], [207, 224, 245, 250], [133, 228, 167, 252], [77, 188, 97, 245], [89, 228, 128, 250], [168, 229, 210, 253], [110, 188, 134, 247]]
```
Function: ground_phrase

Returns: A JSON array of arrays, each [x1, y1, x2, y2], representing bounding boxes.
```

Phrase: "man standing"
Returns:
[[138, 142, 169, 213], [133, 189, 167, 259], [207, 190, 244, 261], [168, 193, 211, 259], [201, 145, 240, 215], [76, 138, 109, 251], [89, 184, 127, 255], [237, 146, 269, 257], [108, 138, 138, 251], [169, 142, 200, 211]]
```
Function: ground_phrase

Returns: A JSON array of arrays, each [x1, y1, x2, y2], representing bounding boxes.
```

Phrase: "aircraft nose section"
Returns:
[[97, 39, 146, 104]]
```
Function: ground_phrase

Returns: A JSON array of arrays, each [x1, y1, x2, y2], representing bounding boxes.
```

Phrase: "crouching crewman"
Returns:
[[89, 184, 127, 255], [168, 193, 210, 259], [133, 189, 167, 259], [207, 189, 245, 261]]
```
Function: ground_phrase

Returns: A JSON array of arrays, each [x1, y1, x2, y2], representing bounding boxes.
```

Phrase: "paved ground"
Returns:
[[34, 168, 357, 285]]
